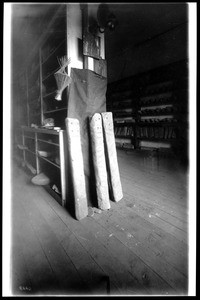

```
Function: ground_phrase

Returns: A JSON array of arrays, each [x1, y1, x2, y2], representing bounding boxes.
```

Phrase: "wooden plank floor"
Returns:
[[11, 149, 188, 296]]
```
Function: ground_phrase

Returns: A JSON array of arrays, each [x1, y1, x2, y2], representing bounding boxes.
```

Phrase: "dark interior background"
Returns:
[[11, 3, 188, 83]]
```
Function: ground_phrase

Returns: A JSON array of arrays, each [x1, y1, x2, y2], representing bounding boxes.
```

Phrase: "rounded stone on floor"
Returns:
[[31, 173, 50, 185]]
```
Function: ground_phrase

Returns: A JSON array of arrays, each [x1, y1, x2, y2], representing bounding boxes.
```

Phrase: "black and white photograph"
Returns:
[[3, 2, 196, 296]]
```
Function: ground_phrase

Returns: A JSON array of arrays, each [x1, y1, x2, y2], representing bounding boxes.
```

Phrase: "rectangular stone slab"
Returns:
[[65, 118, 88, 220], [101, 112, 123, 202], [90, 113, 110, 210]]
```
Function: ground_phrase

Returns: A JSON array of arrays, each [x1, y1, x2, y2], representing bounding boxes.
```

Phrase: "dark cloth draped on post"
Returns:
[[67, 68, 107, 206]]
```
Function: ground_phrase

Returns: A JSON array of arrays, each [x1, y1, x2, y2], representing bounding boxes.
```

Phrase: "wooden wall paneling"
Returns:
[[67, 4, 83, 74]]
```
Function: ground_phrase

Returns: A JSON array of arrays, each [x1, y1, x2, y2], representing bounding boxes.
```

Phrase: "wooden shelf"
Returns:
[[42, 67, 60, 82], [29, 112, 41, 117], [115, 135, 134, 139], [113, 108, 133, 112], [43, 91, 56, 98], [107, 60, 188, 152], [25, 148, 36, 155], [24, 135, 35, 140], [139, 112, 174, 117], [140, 102, 173, 108], [43, 107, 67, 114], [22, 126, 60, 135], [138, 122, 178, 126], [41, 38, 66, 65], [16, 10, 68, 207], [28, 98, 40, 104], [138, 137, 176, 142], [43, 185, 62, 206], [20, 126, 67, 207], [140, 86, 188, 98], [38, 155, 60, 169], [37, 138, 59, 146], [114, 118, 136, 123], [140, 91, 172, 98], [114, 119, 136, 125]]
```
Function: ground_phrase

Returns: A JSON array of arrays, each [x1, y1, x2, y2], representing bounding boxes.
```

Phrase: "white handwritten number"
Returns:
[[19, 286, 31, 291]]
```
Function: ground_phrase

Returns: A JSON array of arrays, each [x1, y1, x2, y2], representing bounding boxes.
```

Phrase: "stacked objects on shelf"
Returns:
[[106, 88, 136, 150], [23, 8, 68, 130], [19, 126, 66, 207], [137, 80, 178, 149], [106, 60, 188, 153], [41, 39, 69, 127]]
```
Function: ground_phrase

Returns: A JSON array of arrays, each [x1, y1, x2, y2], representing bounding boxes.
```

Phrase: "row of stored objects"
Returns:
[[107, 84, 186, 106], [114, 125, 177, 140], [108, 82, 173, 101], [138, 106, 175, 115], [138, 117, 178, 123], [108, 100, 133, 109], [18, 145, 60, 165], [107, 95, 185, 110], [114, 126, 135, 137], [113, 111, 134, 118], [136, 126, 177, 140], [114, 118, 136, 124], [139, 96, 174, 106], [113, 115, 185, 124], [140, 78, 188, 97], [140, 84, 173, 96], [115, 141, 135, 150], [107, 94, 173, 108], [107, 90, 133, 101]]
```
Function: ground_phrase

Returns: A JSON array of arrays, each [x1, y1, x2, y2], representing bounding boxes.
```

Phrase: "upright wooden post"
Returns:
[[81, 3, 89, 70]]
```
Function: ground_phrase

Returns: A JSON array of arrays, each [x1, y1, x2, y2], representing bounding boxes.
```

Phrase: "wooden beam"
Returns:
[[90, 113, 110, 210], [65, 118, 88, 220], [101, 112, 123, 202]]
